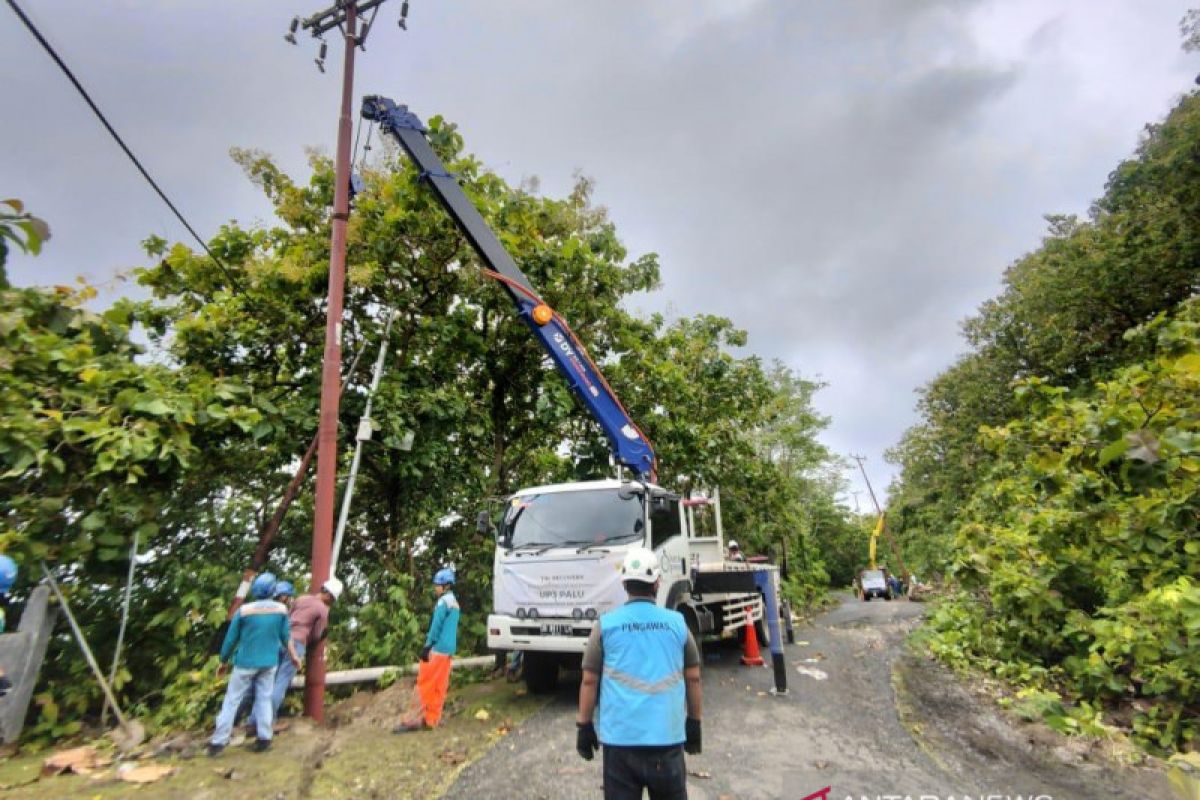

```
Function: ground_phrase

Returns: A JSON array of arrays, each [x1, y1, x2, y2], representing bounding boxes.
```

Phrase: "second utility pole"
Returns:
[[851, 455, 910, 583]]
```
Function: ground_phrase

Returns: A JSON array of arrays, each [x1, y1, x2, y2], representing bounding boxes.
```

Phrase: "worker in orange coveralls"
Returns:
[[394, 567, 460, 733]]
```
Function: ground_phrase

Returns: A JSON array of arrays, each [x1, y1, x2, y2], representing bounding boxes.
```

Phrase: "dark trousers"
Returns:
[[602, 744, 687, 800]]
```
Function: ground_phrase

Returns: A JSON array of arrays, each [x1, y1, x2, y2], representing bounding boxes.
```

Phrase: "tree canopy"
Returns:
[[889, 90, 1200, 752]]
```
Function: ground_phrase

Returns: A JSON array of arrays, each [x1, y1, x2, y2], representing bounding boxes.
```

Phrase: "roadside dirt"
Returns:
[[894, 648, 1173, 799], [0, 669, 546, 799]]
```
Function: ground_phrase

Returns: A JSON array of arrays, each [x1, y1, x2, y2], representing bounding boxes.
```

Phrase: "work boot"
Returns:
[[206, 743, 225, 758], [391, 721, 429, 734], [253, 738, 271, 753]]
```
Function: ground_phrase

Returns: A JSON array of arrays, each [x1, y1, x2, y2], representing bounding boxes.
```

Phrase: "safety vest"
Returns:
[[597, 599, 687, 747]]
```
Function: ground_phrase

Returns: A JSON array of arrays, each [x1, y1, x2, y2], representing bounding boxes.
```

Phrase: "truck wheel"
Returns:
[[780, 600, 795, 644], [754, 618, 768, 650], [679, 606, 703, 661], [523, 651, 559, 695]]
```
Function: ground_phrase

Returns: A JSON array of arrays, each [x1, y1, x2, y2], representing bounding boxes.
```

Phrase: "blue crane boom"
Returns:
[[362, 95, 657, 480]]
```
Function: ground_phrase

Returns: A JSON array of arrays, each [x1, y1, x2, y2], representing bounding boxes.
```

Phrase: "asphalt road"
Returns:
[[447, 594, 1171, 800]]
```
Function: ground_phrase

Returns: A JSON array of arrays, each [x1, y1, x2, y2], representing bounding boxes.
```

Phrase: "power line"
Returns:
[[5, 0, 244, 293]]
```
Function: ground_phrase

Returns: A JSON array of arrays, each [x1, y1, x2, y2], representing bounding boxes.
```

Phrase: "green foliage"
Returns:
[[331, 572, 422, 669], [0, 198, 51, 288], [926, 300, 1200, 752], [0, 283, 266, 565], [144, 656, 226, 734], [888, 88, 1200, 755], [811, 503, 871, 588], [888, 91, 1200, 580]]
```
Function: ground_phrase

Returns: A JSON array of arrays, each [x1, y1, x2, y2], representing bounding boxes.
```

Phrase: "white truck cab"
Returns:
[[487, 479, 778, 692]]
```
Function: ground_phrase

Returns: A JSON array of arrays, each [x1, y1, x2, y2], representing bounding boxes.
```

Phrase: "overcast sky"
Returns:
[[2, 0, 1196, 505]]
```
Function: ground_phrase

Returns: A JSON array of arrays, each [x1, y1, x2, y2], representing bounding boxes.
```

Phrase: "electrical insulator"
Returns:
[[284, 17, 299, 44]]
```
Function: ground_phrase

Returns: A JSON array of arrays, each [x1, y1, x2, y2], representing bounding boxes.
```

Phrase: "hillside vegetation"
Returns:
[[888, 91, 1200, 752]]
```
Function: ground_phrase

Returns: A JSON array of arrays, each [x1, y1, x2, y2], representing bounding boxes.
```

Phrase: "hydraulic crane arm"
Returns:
[[362, 95, 656, 480]]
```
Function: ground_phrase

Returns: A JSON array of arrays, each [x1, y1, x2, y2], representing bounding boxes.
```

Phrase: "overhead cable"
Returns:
[[5, 0, 244, 293]]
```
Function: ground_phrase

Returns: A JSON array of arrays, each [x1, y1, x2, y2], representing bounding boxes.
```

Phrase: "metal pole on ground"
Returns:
[[101, 530, 138, 727], [40, 564, 143, 748]]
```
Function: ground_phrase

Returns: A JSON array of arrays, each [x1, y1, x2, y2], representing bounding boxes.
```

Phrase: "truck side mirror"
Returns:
[[649, 491, 679, 515]]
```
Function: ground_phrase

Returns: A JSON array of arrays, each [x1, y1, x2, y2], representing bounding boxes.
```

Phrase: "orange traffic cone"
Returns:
[[740, 608, 765, 666]]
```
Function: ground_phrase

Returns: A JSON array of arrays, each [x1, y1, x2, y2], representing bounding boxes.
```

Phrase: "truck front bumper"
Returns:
[[487, 614, 594, 653]]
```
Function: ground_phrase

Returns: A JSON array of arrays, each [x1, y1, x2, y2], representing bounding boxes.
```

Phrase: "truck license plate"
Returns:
[[540, 623, 573, 636]]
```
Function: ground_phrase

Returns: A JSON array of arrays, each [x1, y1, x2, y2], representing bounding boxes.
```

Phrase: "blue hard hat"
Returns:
[[273, 580, 295, 599], [0, 555, 16, 593], [250, 572, 277, 600], [433, 567, 456, 586]]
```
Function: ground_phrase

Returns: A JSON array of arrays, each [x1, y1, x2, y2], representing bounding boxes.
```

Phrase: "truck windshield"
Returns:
[[503, 489, 644, 549]]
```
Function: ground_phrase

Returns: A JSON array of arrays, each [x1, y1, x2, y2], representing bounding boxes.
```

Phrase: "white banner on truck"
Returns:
[[493, 551, 627, 619]]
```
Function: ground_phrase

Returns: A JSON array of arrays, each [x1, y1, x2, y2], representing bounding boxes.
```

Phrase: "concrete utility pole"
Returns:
[[850, 455, 910, 581], [286, 0, 410, 722]]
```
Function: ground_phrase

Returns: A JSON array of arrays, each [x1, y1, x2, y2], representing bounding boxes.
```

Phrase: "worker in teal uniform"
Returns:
[[208, 572, 298, 756], [395, 567, 460, 733]]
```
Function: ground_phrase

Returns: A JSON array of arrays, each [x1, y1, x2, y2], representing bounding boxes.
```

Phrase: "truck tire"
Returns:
[[523, 651, 559, 695], [780, 600, 795, 644], [678, 605, 703, 661], [754, 618, 768, 650]]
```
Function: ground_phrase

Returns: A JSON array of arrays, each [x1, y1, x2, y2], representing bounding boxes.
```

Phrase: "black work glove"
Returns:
[[576, 721, 599, 761], [419, 644, 432, 662], [0, 674, 11, 697], [684, 717, 702, 755]]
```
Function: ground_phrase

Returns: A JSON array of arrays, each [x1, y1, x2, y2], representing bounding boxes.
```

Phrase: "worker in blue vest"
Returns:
[[0, 555, 17, 697], [576, 548, 703, 799]]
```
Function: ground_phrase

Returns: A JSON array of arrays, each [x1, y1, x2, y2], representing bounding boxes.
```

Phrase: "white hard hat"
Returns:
[[322, 577, 344, 600], [727, 540, 740, 550], [620, 548, 661, 584]]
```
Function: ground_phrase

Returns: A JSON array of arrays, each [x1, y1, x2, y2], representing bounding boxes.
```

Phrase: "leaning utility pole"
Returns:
[[285, 0, 410, 722], [850, 455, 910, 582]]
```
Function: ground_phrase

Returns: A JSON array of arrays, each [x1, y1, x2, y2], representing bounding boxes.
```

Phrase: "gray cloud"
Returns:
[[2, 0, 1195, 500]]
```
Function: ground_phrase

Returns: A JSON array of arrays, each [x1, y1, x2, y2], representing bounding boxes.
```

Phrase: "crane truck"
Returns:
[[364, 96, 789, 695]]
